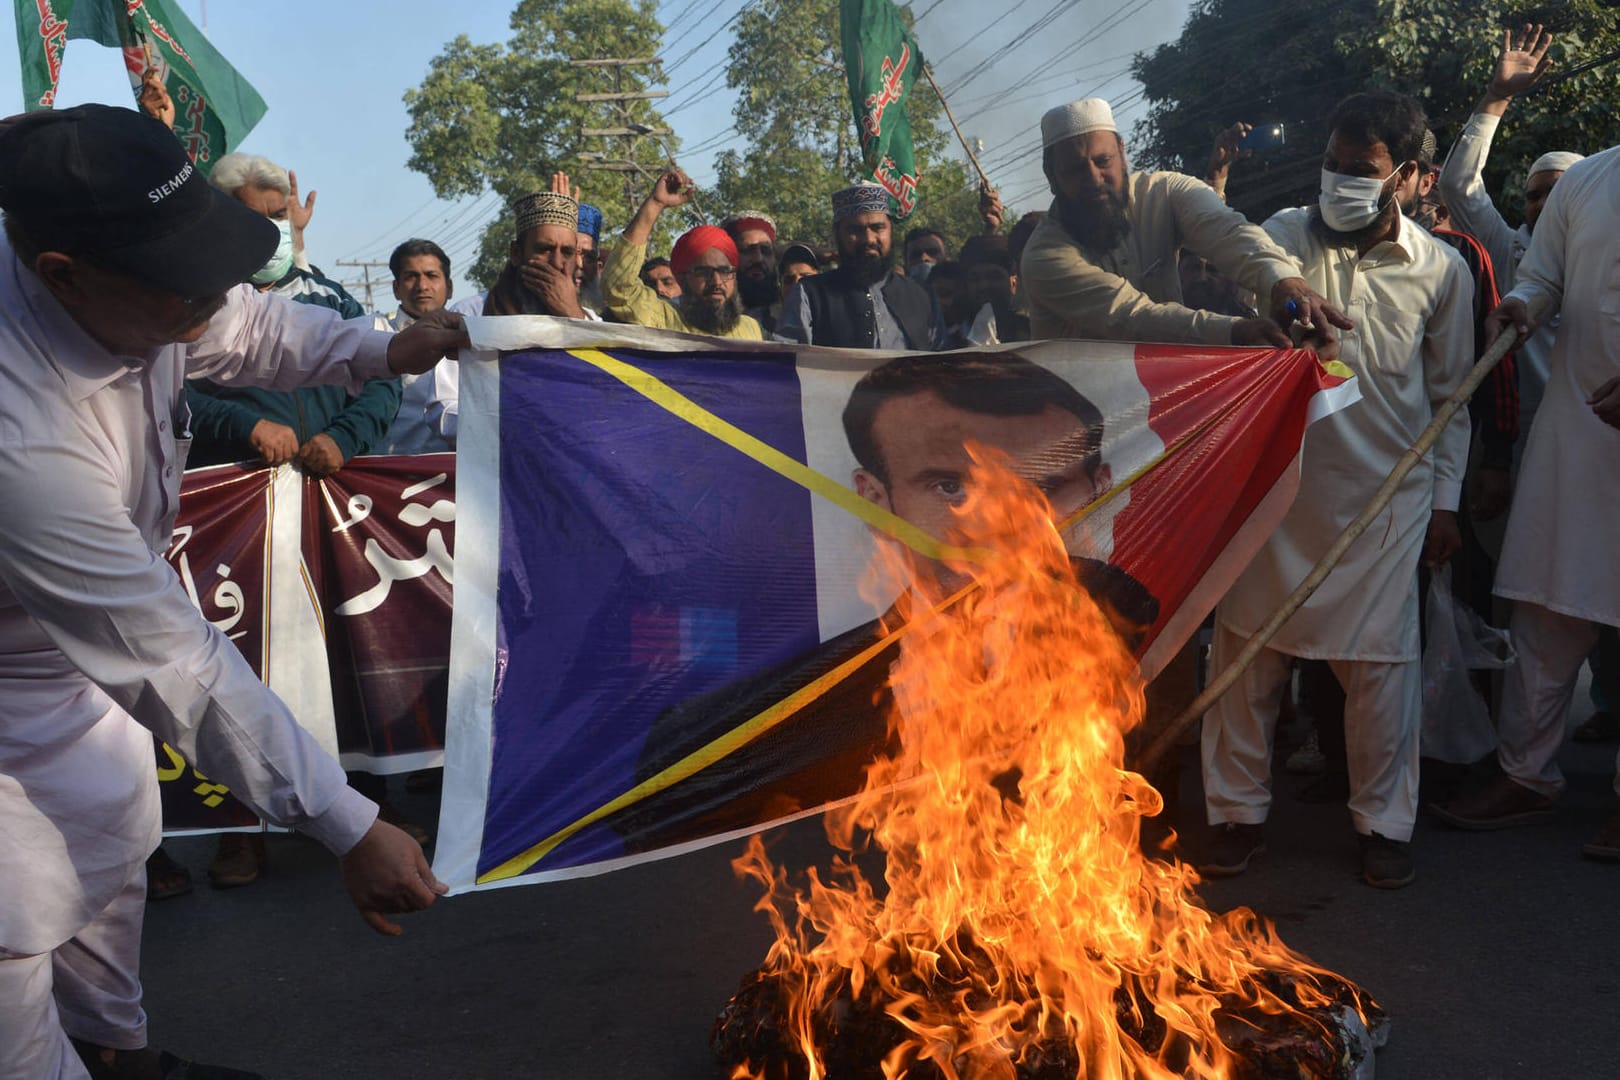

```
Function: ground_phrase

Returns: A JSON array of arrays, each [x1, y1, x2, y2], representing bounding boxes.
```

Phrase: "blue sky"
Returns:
[[4, 0, 1190, 302]]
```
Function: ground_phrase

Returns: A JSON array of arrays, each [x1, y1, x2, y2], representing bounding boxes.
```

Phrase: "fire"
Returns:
[[716, 450, 1379, 1079]]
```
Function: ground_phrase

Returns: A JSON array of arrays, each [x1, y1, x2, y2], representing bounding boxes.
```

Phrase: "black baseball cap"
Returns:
[[0, 104, 277, 298]]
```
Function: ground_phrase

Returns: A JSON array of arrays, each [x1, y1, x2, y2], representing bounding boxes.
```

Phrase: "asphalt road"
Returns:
[[140, 699, 1620, 1080]]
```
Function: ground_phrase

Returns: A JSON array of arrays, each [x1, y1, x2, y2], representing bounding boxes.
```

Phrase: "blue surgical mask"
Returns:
[[1318, 168, 1396, 232], [250, 218, 295, 285]]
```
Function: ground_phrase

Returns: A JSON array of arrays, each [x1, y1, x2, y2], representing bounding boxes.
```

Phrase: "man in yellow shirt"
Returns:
[[600, 169, 764, 340]]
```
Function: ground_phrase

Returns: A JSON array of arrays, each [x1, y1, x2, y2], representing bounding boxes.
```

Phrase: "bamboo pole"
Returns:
[[922, 65, 990, 190], [1138, 309, 1540, 773]]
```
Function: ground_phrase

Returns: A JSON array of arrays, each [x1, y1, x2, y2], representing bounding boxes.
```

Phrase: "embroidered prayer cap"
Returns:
[[1040, 98, 1118, 150], [670, 225, 739, 276], [512, 190, 578, 234], [577, 202, 603, 241], [831, 182, 891, 223], [1418, 129, 1439, 168], [1527, 150, 1584, 184], [721, 210, 777, 242], [0, 104, 277, 298]]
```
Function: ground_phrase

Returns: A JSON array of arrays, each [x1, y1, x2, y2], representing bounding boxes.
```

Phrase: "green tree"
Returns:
[[1131, 0, 1620, 226], [710, 0, 986, 249], [403, 0, 674, 287]]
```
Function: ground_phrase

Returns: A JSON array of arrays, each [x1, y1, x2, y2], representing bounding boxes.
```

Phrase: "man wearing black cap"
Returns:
[[0, 106, 465, 1079]]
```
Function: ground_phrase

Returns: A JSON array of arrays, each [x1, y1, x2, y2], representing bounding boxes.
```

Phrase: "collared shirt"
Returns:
[[1437, 111, 1558, 422], [600, 238, 763, 340], [379, 292, 486, 455], [0, 236, 385, 953], [1021, 171, 1302, 344], [1217, 209, 1475, 661]]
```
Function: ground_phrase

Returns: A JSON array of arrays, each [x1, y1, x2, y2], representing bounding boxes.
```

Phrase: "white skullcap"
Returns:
[[1526, 151, 1584, 184], [1041, 98, 1118, 150]]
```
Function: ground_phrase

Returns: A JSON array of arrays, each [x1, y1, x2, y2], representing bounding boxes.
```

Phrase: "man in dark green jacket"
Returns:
[[186, 151, 400, 475]]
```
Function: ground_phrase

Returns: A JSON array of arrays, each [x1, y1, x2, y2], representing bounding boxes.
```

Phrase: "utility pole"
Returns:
[[570, 58, 669, 207], [335, 260, 389, 311]]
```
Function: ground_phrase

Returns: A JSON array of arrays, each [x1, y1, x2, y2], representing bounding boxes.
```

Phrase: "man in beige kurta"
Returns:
[[1020, 97, 1349, 348], [1199, 92, 1473, 890]]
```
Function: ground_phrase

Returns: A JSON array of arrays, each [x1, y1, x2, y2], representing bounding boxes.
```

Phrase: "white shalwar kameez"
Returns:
[[0, 235, 384, 1079], [1488, 146, 1620, 799], [1203, 209, 1474, 842]]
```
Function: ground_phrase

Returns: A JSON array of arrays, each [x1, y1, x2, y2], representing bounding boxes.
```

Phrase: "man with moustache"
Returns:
[[1198, 91, 1474, 890], [721, 210, 780, 332], [484, 186, 590, 319], [639, 255, 682, 300], [776, 182, 945, 350], [600, 169, 763, 340], [378, 238, 487, 456], [0, 105, 461, 1079], [1021, 98, 1349, 348]]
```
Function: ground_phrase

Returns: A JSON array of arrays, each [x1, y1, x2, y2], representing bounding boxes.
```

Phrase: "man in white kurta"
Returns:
[[1437, 25, 1581, 441], [1200, 92, 1474, 889], [1430, 146, 1620, 859], [0, 105, 458, 1079]]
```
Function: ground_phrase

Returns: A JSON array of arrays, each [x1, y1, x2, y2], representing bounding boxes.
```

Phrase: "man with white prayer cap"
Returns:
[[1438, 25, 1582, 442], [1021, 97, 1350, 348], [775, 181, 945, 350], [1430, 142, 1620, 858]]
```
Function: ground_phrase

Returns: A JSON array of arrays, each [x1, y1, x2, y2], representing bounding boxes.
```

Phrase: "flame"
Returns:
[[726, 449, 1367, 1079]]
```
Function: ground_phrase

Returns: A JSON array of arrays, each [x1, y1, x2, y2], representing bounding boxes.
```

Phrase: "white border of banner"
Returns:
[[434, 342, 503, 893]]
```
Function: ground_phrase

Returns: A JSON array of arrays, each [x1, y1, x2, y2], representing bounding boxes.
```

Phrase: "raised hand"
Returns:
[[1488, 24, 1554, 101], [137, 68, 175, 129], [651, 168, 694, 209], [287, 169, 317, 252], [1208, 122, 1253, 175]]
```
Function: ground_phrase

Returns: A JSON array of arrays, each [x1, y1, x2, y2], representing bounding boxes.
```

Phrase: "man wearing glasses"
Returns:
[[599, 169, 764, 340], [0, 105, 463, 1078]]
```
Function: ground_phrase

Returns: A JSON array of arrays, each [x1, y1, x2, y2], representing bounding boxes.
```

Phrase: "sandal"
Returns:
[[1572, 710, 1619, 743], [74, 1041, 266, 1079], [145, 847, 193, 902], [207, 833, 266, 889]]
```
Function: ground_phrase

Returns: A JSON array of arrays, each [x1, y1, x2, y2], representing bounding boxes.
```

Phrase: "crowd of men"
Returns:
[[1, 21, 1617, 1080]]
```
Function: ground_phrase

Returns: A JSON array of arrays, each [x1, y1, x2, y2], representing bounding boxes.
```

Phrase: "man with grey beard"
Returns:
[[599, 169, 763, 340], [1021, 98, 1350, 349]]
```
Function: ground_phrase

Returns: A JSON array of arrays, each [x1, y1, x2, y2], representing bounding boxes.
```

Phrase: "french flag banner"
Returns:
[[435, 319, 1357, 892]]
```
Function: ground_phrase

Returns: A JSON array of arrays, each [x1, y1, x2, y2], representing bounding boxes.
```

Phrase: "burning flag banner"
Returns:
[[840, 0, 924, 217], [434, 319, 1358, 900], [15, 0, 267, 171]]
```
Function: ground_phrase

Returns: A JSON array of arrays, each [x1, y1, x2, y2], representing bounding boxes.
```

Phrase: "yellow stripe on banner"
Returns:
[[564, 348, 988, 564], [477, 611, 921, 883]]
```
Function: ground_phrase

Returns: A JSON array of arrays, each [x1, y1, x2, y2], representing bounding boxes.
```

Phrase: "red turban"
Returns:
[[669, 226, 739, 277]]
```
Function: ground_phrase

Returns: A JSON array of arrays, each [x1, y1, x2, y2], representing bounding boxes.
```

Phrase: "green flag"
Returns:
[[839, 0, 924, 218], [14, 0, 267, 174]]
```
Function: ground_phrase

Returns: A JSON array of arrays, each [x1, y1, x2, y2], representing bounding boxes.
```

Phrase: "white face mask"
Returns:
[[1318, 168, 1398, 232], [250, 218, 295, 285]]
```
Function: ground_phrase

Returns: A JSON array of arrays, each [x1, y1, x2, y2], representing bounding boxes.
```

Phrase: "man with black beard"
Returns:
[[1199, 91, 1473, 891], [775, 182, 945, 350], [721, 210, 780, 332], [600, 169, 763, 340], [1021, 97, 1349, 349]]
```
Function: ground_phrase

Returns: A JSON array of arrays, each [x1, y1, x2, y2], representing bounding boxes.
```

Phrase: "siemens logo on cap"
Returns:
[[148, 161, 195, 203]]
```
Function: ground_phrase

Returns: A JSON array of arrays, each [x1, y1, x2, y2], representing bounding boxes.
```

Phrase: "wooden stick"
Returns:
[[1138, 312, 1538, 773], [922, 65, 990, 190]]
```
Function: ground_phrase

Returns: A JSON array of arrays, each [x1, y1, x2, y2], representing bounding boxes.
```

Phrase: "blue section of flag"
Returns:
[[479, 349, 820, 876]]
